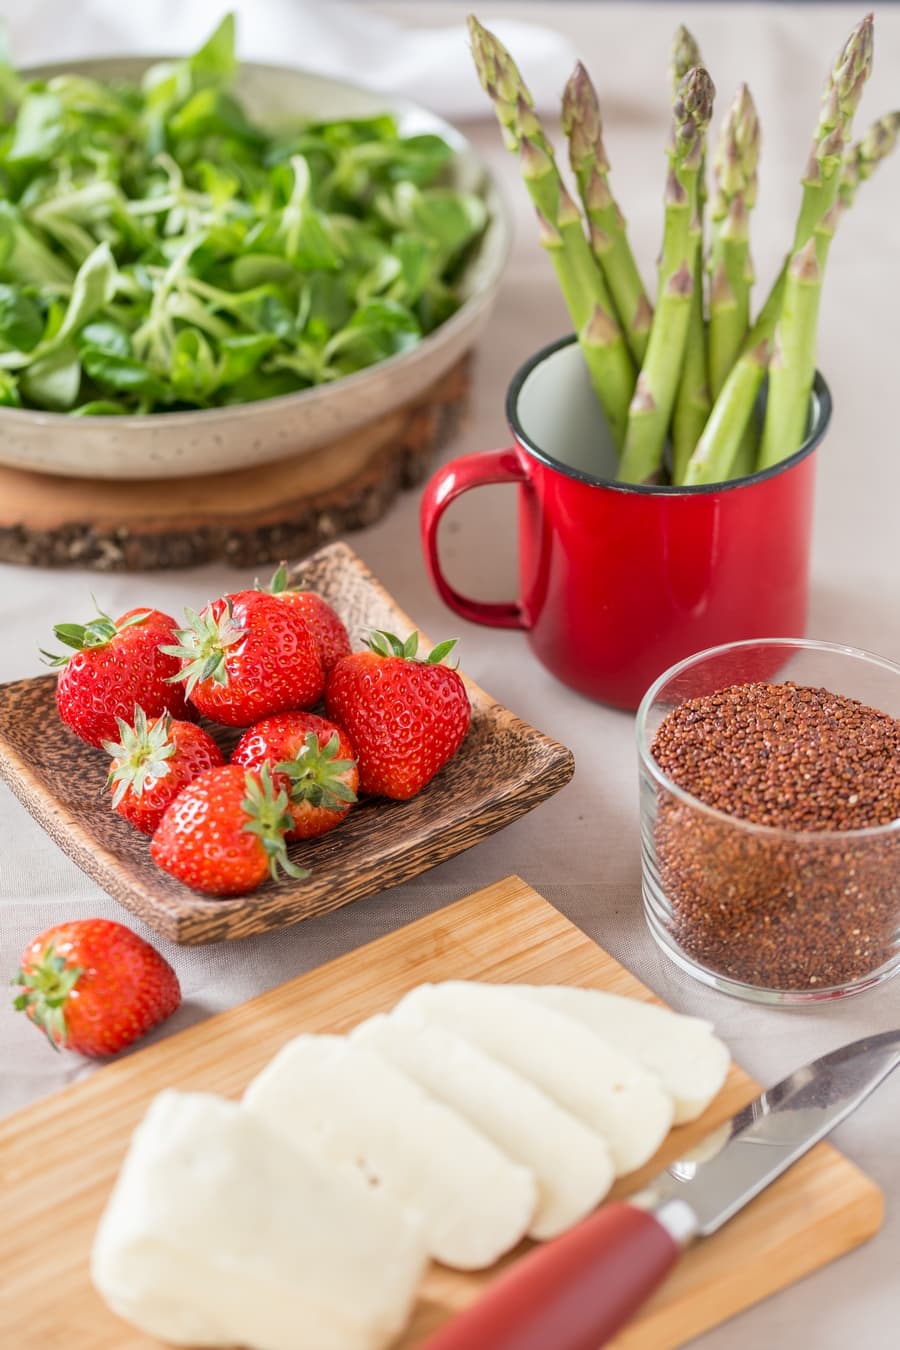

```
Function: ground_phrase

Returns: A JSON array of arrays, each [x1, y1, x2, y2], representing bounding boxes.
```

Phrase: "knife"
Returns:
[[421, 1029, 900, 1350]]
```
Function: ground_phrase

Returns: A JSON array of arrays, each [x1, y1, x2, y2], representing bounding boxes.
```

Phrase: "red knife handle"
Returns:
[[421, 1202, 680, 1350]]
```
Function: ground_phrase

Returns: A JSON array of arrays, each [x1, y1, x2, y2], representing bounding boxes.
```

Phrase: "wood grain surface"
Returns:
[[0, 357, 469, 570], [0, 876, 883, 1350], [0, 544, 574, 943]]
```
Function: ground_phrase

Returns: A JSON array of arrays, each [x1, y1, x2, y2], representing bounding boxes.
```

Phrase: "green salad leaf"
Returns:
[[0, 13, 488, 414]]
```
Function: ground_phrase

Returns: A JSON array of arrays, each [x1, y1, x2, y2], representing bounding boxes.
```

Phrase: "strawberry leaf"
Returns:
[[240, 765, 310, 881], [362, 629, 459, 666], [274, 731, 357, 812], [161, 601, 245, 695], [11, 943, 82, 1051], [40, 606, 152, 665], [261, 562, 292, 595], [102, 706, 176, 806], [426, 638, 458, 665]]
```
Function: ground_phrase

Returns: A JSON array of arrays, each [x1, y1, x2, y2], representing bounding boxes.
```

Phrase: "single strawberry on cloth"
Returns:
[[13, 918, 181, 1057]]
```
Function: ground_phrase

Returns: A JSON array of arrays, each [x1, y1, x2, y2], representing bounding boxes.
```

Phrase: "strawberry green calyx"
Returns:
[[161, 602, 246, 694], [363, 630, 458, 665], [40, 606, 152, 668], [12, 945, 81, 1051], [102, 707, 176, 808], [276, 732, 358, 812], [260, 561, 296, 596], [241, 765, 309, 881]]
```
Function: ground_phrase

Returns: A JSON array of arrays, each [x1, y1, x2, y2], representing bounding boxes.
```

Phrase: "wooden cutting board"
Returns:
[[0, 876, 883, 1350]]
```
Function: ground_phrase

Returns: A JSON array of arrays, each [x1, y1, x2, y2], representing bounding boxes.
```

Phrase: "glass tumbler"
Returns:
[[636, 638, 900, 1004]]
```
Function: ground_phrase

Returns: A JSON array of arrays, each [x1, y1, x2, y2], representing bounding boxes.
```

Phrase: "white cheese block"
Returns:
[[90, 1090, 426, 1350], [243, 1034, 537, 1269], [395, 982, 674, 1175], [514, 985, 730, 1123], [352, 1011, 615, 1239]]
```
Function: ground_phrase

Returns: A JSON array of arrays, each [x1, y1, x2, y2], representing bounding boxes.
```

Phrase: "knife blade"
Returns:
[[421, 1029, 900, 1350]]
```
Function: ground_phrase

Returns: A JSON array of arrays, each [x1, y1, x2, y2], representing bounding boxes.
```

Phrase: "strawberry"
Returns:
[[43, 605, 193, 749], [162, 590, 323, 727], [102, 707, 225, 835], [324, 630, 471, 800], [232, 711, 358, 840], [150, 763, 308, 896], [12, 918, 181, 1058], [261, 565, 352, 676]]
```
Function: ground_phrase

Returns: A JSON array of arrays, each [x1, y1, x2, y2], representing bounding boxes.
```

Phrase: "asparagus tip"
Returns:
[[562, 60, 605, 171], [673, 66, 716, 150], [670, 24, 704, 91]]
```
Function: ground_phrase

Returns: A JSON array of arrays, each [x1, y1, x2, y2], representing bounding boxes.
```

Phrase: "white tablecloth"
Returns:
[[2, 5, 899, 1347]]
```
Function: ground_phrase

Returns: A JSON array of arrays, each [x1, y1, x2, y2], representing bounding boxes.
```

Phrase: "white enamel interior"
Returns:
[[515, 342, 618, 480]]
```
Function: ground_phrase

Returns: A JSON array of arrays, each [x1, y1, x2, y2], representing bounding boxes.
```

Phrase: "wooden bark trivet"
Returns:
[[0, 356, 469, 571]]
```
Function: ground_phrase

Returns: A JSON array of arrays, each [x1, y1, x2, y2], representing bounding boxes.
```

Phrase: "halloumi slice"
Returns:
[[243, 1034, 536, 1269], [395, 982, 674, 1175], [514, 985, 730, 1123], [352, 1011, 614, 1239], [91, 1090, 426, 1350]]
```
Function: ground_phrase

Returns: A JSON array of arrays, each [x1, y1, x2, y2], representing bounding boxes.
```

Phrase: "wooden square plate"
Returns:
[[0, 542, 574, 944]]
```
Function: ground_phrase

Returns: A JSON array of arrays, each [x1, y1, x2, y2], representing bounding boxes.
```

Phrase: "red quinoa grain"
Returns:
[[650, 682, 900, 990]]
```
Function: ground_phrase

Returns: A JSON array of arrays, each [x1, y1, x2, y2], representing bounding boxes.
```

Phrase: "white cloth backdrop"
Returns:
[[1, 4, 900, 1347]]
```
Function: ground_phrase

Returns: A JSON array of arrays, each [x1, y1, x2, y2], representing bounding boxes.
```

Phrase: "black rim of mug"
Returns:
[[505, 333, 833, 496]]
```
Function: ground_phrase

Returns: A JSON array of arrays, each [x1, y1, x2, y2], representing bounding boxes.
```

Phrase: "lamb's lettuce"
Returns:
[[0, 13, 488, 414]]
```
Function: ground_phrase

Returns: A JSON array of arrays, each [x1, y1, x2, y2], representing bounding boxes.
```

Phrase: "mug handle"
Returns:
[[420, 448, 528, 630]]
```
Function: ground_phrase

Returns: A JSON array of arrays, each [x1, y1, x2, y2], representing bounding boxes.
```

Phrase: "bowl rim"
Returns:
[[0, 55, 512, 430], [635, 635, 900, 841]]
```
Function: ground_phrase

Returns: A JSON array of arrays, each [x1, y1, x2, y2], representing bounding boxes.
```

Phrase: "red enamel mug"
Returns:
[[420, 335, 832, 710]]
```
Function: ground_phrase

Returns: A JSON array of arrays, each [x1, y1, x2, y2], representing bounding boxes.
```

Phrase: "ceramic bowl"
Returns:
[[0, 59, 511, 481]]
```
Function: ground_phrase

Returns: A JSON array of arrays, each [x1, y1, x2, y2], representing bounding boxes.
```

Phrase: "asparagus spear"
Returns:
[[669, 25, 703, 106], [686, 108, 900, 486], [684, 14, 875, 484], [468, 16, 635, 448], [562, 62, 652, 364], [670, 26, 712, 479], [683, 110, 899, 487], [681, 264, 785, 484], [759, 13, 874, 468], [702, 84, 762, 479], [617, 66, 715, 484], [840, 111, 900, 207], [708, 85, 761, 399]]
